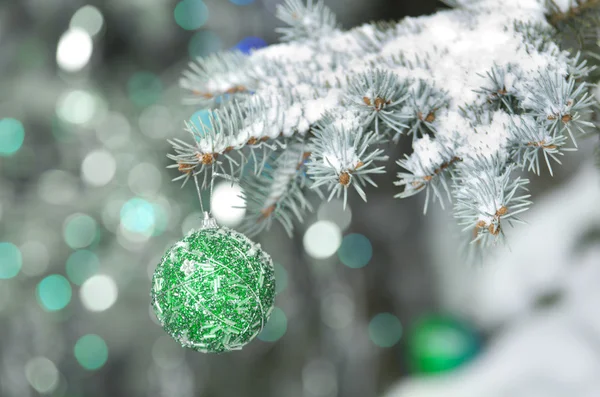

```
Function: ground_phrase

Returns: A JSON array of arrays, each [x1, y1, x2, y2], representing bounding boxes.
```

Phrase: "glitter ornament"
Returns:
[[151, 213, 276, 353]]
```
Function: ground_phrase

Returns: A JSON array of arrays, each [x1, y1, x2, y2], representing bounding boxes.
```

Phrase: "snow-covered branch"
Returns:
[[169, 0, 600, 248]]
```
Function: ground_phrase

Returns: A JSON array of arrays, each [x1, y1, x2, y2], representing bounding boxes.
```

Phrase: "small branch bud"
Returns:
[[339, 172, 351, 186]]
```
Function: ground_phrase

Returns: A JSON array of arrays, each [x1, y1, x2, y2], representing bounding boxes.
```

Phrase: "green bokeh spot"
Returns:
[[258, 307, 287, 342], [127, 72, 163, 108], [66, 250, 100, 285], [368, 312, 402, 347], [406, 314, 480, 374], [174, 0, 209, 30], [188, 30, 221, 59], [121, 198, 155, 234], [37, 275, 72, 311], [151, 204, 168, 237], [0, 242, 22, 279], [338, 233, 373, 268], [274, 263, 288, 294], [64, 214, 98, 249], [0, 118, 25, 156], [74, 334, 109, 370]]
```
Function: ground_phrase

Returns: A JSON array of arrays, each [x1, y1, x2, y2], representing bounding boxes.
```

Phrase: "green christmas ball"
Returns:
[[406, 314, 480, 374], [151, 216, 276, 353]]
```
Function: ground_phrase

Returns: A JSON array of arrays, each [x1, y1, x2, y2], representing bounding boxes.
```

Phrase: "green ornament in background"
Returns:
[[151, 213, 276, 353], [406, 314, 480, 374]]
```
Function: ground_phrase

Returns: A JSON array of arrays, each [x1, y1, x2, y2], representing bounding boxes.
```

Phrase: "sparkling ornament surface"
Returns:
[[151, 216, 276, 353]]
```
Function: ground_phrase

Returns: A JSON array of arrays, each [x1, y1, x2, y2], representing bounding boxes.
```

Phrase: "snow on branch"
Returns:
[[171, 0, 599, 248], [275, 0, 339, 42]]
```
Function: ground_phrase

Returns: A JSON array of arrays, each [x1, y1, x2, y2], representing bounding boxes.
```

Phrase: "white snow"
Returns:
[[181, 0, 583, 228], [386, 162, 600, 397], [190, 0, 571, 174]]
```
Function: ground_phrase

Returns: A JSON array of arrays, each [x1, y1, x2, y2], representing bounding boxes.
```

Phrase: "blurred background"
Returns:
[[1, 1, 600, 396]]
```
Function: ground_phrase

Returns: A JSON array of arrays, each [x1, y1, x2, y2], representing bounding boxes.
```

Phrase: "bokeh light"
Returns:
[[303, 221, 342, 259], [63, 213, 98, 249], [25, 357, 59, 394], [210, 182, 245, 227], [96, 111, 131, 148], [302, 359, 337, 397], [337, 233, 373, 268], [174, 0, 209, 30], [406, 314, 480, 374], [120, 198, 156, 235], [70, 5, 104, 37], [0, 118, 25, 156], [38, 169, 78, 205], [181, 211, 204, 235], [74, 334, 109, 370], [235, 36, 267, 54], [152, 336, 185, 369], [80, 274, 118, 312], [258, 307, 287, 342], [128, 72, 162, 108], [20, 241, 49, 276], [81, 150, 117, 187], [317, 199, 352, 231], [150, 202, 169, 237], [188, 30, 221, 58], [128, 163, 162, 197], [56, 89, 98, 125], [139, 105, 173, 139], [56, 28, 93, 72], [274, 263, 288, 294], [66, 250, 99, 285], [0, 242, 22, 279], [37, 275, 72, 311], [321, 292, 354, 329], [368, 313, 403, 347]]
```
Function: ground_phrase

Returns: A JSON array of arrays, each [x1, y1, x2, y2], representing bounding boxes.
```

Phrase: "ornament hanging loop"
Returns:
[[201, 211, 218, 229], [193, 173, 206, 213], [193, 169, 218, 229], [193, 168, 217, 216]]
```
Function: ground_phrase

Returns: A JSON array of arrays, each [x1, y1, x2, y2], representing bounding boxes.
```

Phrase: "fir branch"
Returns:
[[401, 80, 449, 139], [395, 135, 460, 214], [352, 19, 423, 53], [167, 96, 289, 188], [275, 0, 339, 42], [475, 64, 521, 114], [453, 155, 531, 247], [372, 52, 435, 72], [240, 142, 314, 237], [169, 0, 600, 248], [343, 69, 410, 138], [547, 0, 600, 43], [306, 114, 388, 208], [567, 51, 597, 80], [508, 116, 573, 176], [513, 20, 559, 55], [521, 71, 596, 147], [180, 51, 254, 106]]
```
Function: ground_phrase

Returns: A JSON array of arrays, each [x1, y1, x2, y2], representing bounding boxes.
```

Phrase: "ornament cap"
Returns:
[[201, 212, 218, 229]]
